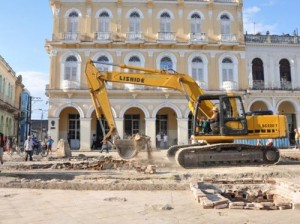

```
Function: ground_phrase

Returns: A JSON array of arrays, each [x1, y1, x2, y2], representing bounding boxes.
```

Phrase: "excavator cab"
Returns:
[[193, 95, 248, 137]]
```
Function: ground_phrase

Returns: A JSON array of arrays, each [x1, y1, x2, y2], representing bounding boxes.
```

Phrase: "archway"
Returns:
[[59, 107, 81, 150], [123, 107, 146, 138], [250, 101, 268, 111], [278, 101, 296, 144], [155, 107, 178, 149]]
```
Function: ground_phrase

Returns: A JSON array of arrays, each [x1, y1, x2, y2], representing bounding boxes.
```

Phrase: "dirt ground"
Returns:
[[1, 149, 300, 223]]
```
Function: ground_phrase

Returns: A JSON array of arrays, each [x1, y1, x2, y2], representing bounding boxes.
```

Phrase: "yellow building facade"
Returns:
[[45, 0, 253, 150], [0, 55, 23, 139]]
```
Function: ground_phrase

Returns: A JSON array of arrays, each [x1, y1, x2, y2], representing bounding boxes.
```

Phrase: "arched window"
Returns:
[[279, 59, 291, 89], [129, 12, 141, 33], [222, 58, 233, 81], [64, 56, 78, 81], [192, 57, 204, 82], [252, 58, 264, 81], [160, 57, 173, 70], [160, 12, 171, 33], [68, 11, 79, 33], [252, 58, 264, 89], [99, 11, 110, 32], [191, 13, 201, 34], [125, 56, 142, 90], [220, 14, 230, 35], [96, 56, 109, 71]]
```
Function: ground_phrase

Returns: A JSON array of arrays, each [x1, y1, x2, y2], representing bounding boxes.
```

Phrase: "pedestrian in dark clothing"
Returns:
[[91, 134, 97, 149]]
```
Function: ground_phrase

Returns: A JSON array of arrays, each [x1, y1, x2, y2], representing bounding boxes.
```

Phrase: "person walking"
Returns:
[[163, 133, 168, 149], [100, 138, 109, 153], [294, 129, 300, 149], [156, 133, 161, 149], [0, 133, 4, 165], [24, 135, 33, 161], [91, 134, 97, 149], [46, 136, 54, 154]]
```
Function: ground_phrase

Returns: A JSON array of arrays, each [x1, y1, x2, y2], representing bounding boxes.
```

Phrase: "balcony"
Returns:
[[219, 34, 237, 43], [60, 32, 80, 41], [190, 33, 208, 44], [62, 80, 80, 90], [248, 80, 294, 90], [94, 32, 112, 42], [245, 34, 300, 45], [196, 81, 208, 90], [222, 81, 238, 91], [157, 32, 176, 43], [126, 32, 144, 43]]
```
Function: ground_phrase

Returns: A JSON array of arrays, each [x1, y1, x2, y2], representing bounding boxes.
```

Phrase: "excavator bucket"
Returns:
[[115, 134, 151, 160]]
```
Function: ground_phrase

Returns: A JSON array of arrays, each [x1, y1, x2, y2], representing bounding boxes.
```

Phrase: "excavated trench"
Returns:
[[190, 178, 296, 210]]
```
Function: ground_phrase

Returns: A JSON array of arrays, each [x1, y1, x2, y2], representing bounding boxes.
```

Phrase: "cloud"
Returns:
[[243, 6, 277, 34], [17, 71, 49, 119]]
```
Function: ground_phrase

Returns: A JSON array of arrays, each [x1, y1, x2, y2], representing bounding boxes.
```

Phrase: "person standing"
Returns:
[[294, 129, 300, 149], [24, 135, 33, 161], [163, 133, 168, 149], [100, 138, 109, 153], [0, 133, 4, 165], [46, 136, 54, 154], [156, 133, 161, 149], [91, 134, 97, 149]]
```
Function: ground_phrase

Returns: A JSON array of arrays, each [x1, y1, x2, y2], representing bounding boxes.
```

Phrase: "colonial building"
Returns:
[[0, 55, 24, 143], [45, 0, 296, 150], [244, 33, 300, 143]]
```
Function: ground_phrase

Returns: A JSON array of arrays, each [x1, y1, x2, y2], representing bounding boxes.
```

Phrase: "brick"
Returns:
[[230, 201, 245, 206], [214, 203, 229, 209]]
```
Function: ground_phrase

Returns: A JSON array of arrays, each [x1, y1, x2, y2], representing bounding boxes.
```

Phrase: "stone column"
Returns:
[[177, 118, 189, 145], [115, 118, 124, 138], [48, 117, 60, 149], [79, 118, 92, 151], [145, 118, 156, 149]]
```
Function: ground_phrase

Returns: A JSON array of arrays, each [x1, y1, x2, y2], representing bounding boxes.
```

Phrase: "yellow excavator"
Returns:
[[85, 58, 288, 168]]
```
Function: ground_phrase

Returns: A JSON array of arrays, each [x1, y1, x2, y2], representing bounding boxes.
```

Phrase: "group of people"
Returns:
[[156, 132, 168, 149], [23, 135, 54, 161]]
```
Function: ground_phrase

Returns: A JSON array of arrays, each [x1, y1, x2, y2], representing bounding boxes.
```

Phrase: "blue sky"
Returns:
[[0, 0, 299, 119]]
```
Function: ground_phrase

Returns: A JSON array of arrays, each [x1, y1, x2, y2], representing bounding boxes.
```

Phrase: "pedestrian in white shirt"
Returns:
[[24, 135, 33, 161]]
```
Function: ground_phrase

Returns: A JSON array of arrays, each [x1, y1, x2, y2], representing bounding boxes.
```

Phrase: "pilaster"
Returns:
[[48, 117, 60, 149], [177, 118, 189, 145], [79, 118, 92, 151], [145, 118, 156, 149]]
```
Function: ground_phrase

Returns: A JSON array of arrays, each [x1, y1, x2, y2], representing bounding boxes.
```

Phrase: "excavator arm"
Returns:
[[85, 58, 214, 141]]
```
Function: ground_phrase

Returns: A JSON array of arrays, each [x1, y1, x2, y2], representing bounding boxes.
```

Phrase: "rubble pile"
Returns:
[[190, 178, 293, 210]]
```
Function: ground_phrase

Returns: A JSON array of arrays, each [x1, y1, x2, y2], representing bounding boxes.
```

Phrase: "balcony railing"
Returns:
[[196, 81, 208, 90], [222, 81, 238, 91], [214, 0, 238, 3], [249, 80, 294, 90], [62, 80, 80, 90], [245, 34, 300, 45], [125, 84, 144, 91], [126, 32, 144, 42], [157, 32, 176, 42], [61, 32, 80, 41], [190, 33, 208, 44], [220, 34, 237, 42], [95, 32, 112, 41]]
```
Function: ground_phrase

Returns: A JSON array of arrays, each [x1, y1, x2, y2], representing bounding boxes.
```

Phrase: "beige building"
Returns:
[[0, 55, 24, 140], [47, 0, 292, 150]]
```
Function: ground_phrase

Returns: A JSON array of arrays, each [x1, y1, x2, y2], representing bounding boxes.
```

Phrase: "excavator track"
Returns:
[[174, 143, 280, 168]]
